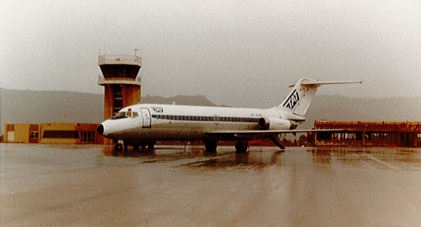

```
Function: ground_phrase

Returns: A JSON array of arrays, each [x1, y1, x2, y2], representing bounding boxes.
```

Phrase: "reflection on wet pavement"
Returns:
[[1, 144, 421, 227]]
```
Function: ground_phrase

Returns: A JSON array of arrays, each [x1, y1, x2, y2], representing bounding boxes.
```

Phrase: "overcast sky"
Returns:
[[1, 0, 420, 108]]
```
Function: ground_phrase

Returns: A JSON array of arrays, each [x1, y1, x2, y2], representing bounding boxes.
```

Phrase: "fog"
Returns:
[[1, 0, 420, 107]]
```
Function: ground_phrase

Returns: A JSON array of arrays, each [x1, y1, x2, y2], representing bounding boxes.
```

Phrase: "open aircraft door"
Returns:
[[214, 115, 219, 125], [140, 108, 151, 128]]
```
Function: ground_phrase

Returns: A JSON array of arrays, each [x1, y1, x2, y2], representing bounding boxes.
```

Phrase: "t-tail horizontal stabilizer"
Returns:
[[289, 79, 364, 88], [279, 78, 363, 117]]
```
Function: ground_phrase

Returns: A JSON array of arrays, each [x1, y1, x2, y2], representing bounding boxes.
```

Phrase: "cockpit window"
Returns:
[[111, 109, 139, 119], [112, 112, 128, 120]]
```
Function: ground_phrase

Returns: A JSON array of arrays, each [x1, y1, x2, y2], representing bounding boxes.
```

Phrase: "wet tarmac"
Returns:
[[1, 144, 421, 227]]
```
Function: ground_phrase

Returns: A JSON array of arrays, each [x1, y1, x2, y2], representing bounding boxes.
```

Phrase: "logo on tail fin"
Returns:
[[283, 89, 300, 109]]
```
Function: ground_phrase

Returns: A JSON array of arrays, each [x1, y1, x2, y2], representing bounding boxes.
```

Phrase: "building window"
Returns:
[[317, 132, 332, 141], [81, 131, 95, 142], [43, 130, 79, 139], [366, 132, 396, 140], [30, 131, 39, 139], [7, 125, 15, 131], [113, 85, 123, 115]]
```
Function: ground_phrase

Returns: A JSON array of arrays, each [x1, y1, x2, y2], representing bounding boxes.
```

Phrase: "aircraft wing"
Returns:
[[205, 129, 343, 149], [205, 129, 342, 138]]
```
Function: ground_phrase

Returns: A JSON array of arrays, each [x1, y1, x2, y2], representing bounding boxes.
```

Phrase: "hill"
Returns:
[[1, 88, 420, 134], [140, 94, 217, 106]]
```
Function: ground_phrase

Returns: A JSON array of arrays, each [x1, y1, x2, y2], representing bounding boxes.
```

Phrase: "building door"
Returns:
[[402, 133, 414, 147], [7, 131, 15, 142], [140, 108, 151, 128]]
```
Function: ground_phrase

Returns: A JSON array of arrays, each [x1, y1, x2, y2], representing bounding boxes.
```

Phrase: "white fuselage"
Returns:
[[99, 103, 300, 143]]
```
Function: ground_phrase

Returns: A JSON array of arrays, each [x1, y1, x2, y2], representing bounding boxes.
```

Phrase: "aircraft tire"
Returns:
[[235, 140, 248, 153], [115, 144, 123, 151], [205, 140, 217, 152]]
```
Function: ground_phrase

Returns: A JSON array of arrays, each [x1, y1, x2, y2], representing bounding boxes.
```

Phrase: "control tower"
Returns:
[[97, 53, 142, 121]]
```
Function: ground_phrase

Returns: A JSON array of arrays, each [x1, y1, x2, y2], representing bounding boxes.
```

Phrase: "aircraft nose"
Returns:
[[97, 124, 104, 136]]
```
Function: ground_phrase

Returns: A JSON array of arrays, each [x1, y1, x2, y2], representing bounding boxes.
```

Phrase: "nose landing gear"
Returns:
[[114, 141, 156, 152], [114, 143, 123, 151]]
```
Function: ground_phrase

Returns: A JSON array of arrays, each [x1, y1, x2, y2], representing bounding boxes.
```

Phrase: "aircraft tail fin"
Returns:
[[275, 78, 363, 116]]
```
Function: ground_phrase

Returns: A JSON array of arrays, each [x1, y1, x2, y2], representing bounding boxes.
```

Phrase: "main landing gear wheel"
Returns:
[[235, 140, 248, 153], [114, 144, 123, 151], [205, 140, 217, 152]]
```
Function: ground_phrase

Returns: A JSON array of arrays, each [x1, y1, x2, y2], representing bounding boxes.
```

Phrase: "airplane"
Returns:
[[97, 78, 362, 152]]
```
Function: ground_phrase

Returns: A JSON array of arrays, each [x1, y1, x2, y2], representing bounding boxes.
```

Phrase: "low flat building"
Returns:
[[313, 121, 421, 147], [4, 124, 39, 143], [4, 123, 103, 145]]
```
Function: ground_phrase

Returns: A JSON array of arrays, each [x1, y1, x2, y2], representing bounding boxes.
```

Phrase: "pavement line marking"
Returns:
[[361, 153, 401, 172]]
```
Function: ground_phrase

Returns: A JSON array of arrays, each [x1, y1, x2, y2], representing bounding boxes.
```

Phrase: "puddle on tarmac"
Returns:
[[2, 144, 421, 227]]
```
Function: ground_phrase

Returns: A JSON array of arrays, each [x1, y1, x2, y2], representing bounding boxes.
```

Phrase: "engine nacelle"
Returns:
[[258, 117, 292, 130]]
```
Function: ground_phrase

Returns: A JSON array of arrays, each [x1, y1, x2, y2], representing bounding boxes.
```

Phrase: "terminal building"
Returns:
[[4, 123, 103, 144], [312, 121, 421, 147]]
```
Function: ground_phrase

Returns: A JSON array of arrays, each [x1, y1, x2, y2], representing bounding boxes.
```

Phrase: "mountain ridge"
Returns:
[[1, 88, 420, 134]]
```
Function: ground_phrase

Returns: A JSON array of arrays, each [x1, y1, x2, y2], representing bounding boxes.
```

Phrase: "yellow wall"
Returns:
[[5, 123, 102, 144], [14, 124, 30, 143], [4, 124, 31, 143], [39, 123, 79, 144], [4, 124, 40, 143], [40, 123, 78, 131]]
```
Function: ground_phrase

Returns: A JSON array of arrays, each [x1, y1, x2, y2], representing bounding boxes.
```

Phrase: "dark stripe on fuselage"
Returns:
[[289, 119, 305, 123], [152, 115, 259, 123]]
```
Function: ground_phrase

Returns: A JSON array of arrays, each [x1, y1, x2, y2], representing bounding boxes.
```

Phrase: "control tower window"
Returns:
[[113, 85, 123, 115]]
